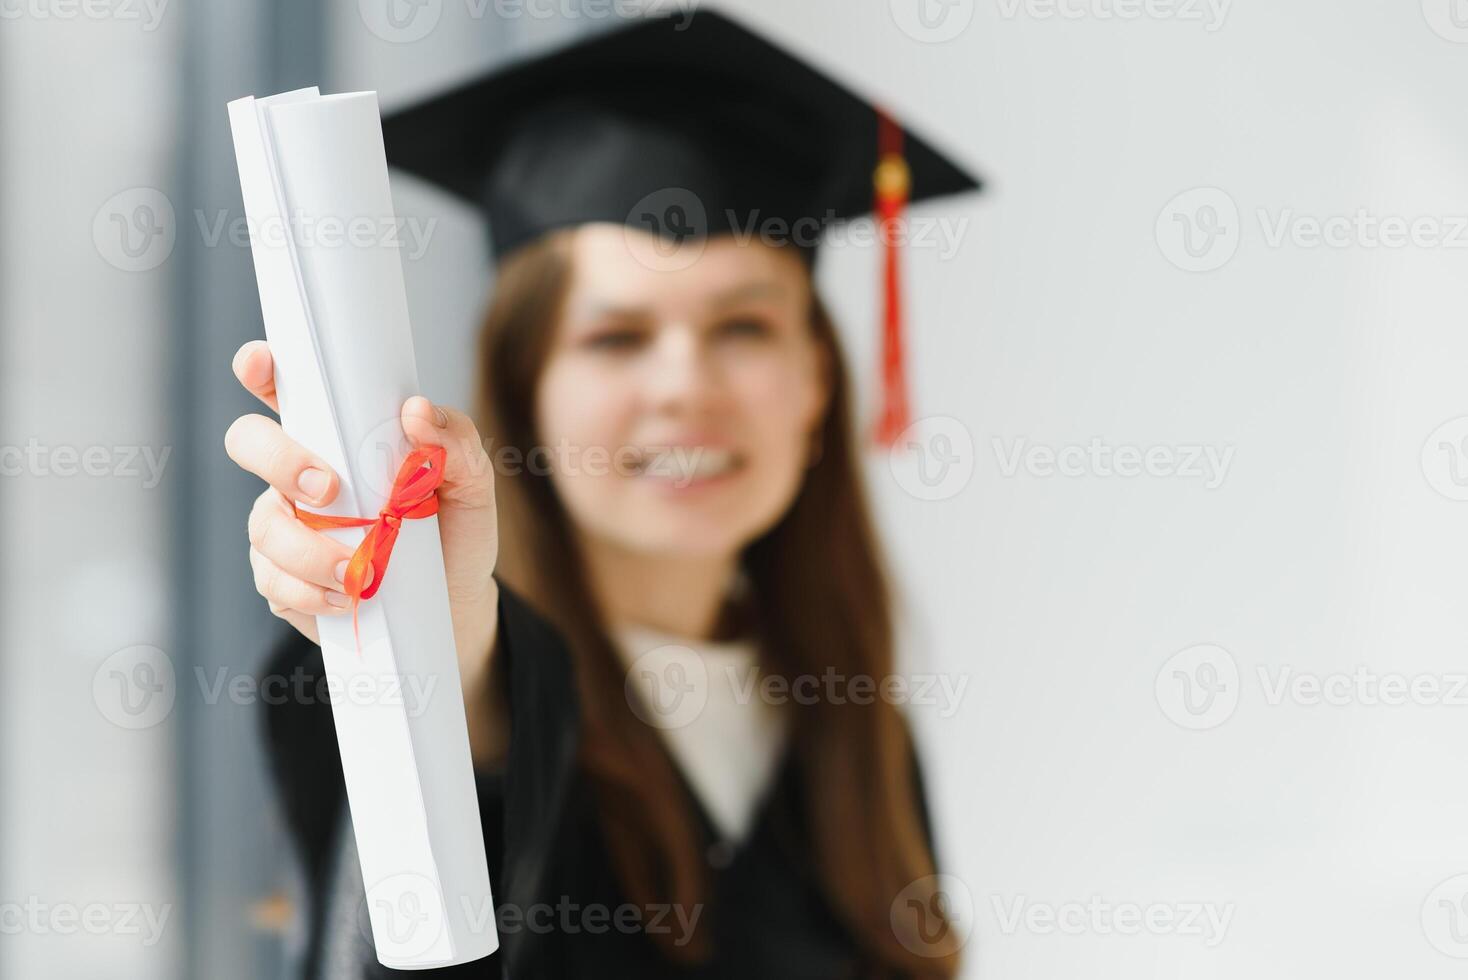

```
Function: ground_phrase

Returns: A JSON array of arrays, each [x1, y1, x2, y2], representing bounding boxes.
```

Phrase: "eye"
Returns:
[[583, 327, 647, 352], [714, 316, 772, 340]]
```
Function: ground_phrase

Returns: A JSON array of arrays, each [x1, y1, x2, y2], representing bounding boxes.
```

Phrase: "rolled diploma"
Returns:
[[227, 88, 496, 969]]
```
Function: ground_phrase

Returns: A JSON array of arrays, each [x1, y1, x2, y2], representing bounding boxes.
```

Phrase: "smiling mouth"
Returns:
[[629, 446, 746, 486]]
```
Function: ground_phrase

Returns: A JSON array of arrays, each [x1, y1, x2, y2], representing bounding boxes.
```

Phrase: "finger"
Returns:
[[250, 546, 352, 617], [400, 396, 495, 511], [225, 413, 339, 507], [247, 490, 372, 593], [232, 341, 280, 414]]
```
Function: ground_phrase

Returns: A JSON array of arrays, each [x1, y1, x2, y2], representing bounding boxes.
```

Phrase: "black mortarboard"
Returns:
[[381, 9, 984, 444]]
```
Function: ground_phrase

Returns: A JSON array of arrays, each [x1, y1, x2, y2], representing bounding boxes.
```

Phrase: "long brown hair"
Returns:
[[473, 230, 959, 977]]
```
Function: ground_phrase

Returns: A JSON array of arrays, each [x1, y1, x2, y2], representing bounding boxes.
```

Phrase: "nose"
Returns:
[[641, 323, 722, 417]]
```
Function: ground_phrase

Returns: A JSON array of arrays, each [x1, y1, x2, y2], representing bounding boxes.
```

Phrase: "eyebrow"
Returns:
[[578, 302, 652, 322], [577, 281, 790, 323]]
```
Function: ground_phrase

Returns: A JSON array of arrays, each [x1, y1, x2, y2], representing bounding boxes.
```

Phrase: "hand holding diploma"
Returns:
[[226, 87, 501, 968], [225, 342, 505, 759]]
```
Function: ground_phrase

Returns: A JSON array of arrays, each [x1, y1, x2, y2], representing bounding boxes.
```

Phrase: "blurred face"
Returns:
[[534, 225, 830, 558]]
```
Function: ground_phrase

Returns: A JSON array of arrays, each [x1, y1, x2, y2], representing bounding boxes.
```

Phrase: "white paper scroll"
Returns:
[[228, 88, 496, 970]]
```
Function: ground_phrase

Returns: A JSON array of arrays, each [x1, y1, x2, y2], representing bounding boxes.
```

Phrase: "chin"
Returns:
[[625, 513, 762, 558], [567, 464, 804, 558]]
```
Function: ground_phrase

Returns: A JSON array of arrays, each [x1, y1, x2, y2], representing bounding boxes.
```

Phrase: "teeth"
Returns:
[[688, 448, 734, 479], [639, 447, 737, 481]]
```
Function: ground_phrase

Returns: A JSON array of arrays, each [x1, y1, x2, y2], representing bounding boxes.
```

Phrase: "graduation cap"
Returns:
[[382, 9, 982, 446]]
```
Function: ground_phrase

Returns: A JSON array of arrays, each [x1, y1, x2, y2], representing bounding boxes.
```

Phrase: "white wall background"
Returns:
[[798, 3, 1468, 978], [0, 6, 182, 980]]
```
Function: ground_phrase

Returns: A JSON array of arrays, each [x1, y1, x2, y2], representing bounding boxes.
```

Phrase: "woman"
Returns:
[[226, 11, 980, 979]]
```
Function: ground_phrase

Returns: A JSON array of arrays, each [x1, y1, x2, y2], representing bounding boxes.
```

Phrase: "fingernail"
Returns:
[[326, 590, 351, 608], [298, 468, 329, 501], [334, 561, 373, 588], [432, 404, 449, 428]]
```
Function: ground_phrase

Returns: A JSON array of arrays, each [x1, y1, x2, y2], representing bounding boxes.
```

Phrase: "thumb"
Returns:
[[399, 396, 495, 512]]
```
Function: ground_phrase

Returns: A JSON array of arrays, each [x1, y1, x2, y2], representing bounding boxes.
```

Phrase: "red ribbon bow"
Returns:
[[292, 444, 446, 652]]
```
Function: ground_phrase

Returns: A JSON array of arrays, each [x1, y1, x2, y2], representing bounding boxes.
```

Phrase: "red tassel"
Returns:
[[872, 109, 912, 448]]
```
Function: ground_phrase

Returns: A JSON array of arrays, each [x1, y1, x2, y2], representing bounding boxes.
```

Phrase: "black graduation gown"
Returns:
[[259, 581, 935, 979]]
